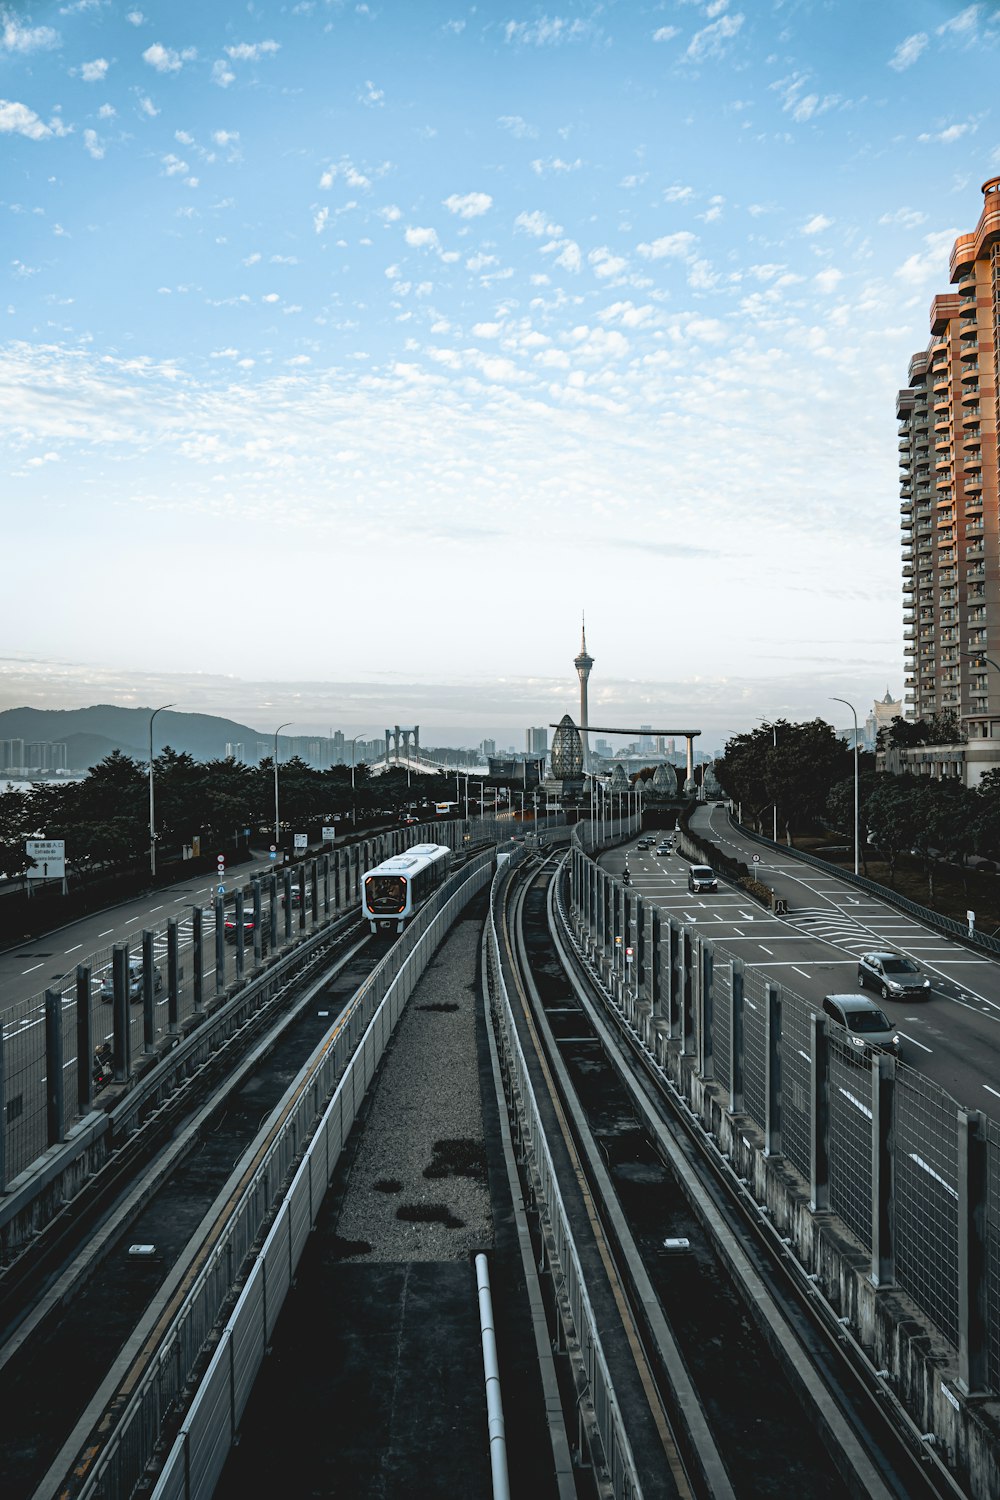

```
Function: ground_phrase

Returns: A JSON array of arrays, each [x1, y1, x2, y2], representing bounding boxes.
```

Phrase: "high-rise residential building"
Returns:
[[526, 727, 548, 756], [898, 176, 1000, 783], [481, 738, 496, 757]]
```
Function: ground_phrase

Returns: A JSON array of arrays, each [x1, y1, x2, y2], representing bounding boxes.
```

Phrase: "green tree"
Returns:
[[864, 774, 925, 885], [716, 719, 851, 844]]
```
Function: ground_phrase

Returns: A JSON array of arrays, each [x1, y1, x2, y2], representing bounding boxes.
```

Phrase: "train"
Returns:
[[362, 843, 453, 933]]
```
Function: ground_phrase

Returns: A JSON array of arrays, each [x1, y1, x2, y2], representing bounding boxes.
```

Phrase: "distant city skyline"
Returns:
[[4, 3, 995, 714]]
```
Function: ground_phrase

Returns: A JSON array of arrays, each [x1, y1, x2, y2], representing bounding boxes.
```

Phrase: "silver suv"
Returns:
[[99, 962, 163, 1004], [687, 864, 718, 893], [857, 951, 930, 1000], [822, 994, 900, 1058]]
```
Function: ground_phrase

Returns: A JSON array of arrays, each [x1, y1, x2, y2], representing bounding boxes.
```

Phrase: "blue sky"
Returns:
[[3, 0, 999, 747]]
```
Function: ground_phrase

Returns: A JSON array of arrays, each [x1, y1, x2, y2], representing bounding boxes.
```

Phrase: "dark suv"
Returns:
[[857, 951, 930, 1000], [822, 994, 900, 1058]]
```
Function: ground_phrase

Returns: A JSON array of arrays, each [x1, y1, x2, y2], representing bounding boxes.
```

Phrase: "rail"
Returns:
[[66, 850, 496, 1500]]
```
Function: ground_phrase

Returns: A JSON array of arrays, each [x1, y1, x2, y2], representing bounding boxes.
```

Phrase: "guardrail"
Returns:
[[484, 853, 642, 1499], [562, 838, 1000, 1482], [70, 850, 496, 1500]]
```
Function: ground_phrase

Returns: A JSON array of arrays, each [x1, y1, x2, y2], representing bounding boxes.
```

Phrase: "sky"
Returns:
[[3, 0, 1000, 751]]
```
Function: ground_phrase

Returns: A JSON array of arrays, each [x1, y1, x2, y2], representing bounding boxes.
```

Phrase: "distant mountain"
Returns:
[[0, 705, 269, 769]]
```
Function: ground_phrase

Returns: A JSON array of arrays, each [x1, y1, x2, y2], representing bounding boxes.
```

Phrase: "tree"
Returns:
[[864, 775, 925, 885], [716, 719, 851, 844]]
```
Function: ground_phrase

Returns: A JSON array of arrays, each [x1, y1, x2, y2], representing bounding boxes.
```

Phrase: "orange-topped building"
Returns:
[[898, 178, 1000, 782]]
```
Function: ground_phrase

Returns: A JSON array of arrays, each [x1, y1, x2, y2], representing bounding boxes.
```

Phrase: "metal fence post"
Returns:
[[298, 865, 308, 932], [214, 892, 226, 995], [167, 919, 179, 1033], [667, 919, 680, 1039], [0, 1029, 5, 1192], [810, 1013, 830, 1213], [252, 879, 263, 968], [323, 854, 330, 918], [635, 893, 645, 998], [957, 1108, 988, 1396], [112, 943, 131, 1082], [729, 959, 744, 1115], [309, 860, 318, 927], [142, 929, 156, 1053], [680, 928, 694, 1055], [192, 906, 203, 1012], [269, 872, 279, 951], [45, 989, 65, 1146], [234, 890, 245, 981], [648, 908, 661, 1014], [699, 942, 714, 1081], [871, 1053, 895, 1288], [76, 963, 93, 1115], [764, 982, 782, 1157], [283, 869, 293, 943]]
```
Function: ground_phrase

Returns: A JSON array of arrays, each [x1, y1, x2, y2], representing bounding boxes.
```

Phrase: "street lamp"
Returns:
[[148, 702, 175, 878], [349, 733, 370, 792], [830, 697, 860, 876], [274, 722, 292, 849], [760, 719, 778, 843]]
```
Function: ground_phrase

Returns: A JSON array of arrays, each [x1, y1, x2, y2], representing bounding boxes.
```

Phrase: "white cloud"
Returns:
[[553, 241, 581, 273], [937, 5, 980, 37], [472, 322, 502, 337], [212, 60, 235, 88], [443, 191, 492, 218], [878, 207, 927, 229], [685, 13, 744, 62], [138, 94, 159, 117], [589, 246, 628, 279], [80, 58, 109, 83], [895, 228, 958, 285], [918, 122, 970, 144], [361, 80, 384, 106], [813, 267, 843, 293], [498, 114, 538, 138], [652, 26, 679, 42], [126, 10, 145, 24], [802, 214, 833, 235], [405, 225, 440, 250], [515, 210, 563, 237], [161, 153, 188, 176], [637, 231, 697, 259], [2, 20, 59, 53], [319, 159, 371, 190], [313, 207, 329, 234], [262, 292, 280, 303], [504, 17, 594, 45], [225, 41, 280, 61], [98, 103, 116, 119], [0, 99, 65, 140], [888, 33, 928, 70], [213, 129, 239, 146], [83, 127, 104, 159], [530, 157, 582, 175], [143, 43, 196, 73], [664, 184, 694, 203]]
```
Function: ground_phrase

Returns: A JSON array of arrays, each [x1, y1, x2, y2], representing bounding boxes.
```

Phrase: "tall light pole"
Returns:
[[761, 718, 778, 843], [274, 722, 292, 850], [149, 702, 175, 878], [349, 733, 370, 792], [830, 697, 860, 876]]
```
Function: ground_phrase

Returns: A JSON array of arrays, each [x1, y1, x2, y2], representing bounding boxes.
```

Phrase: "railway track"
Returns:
[[0, 917, 383, 1500], [494, 853, 956, 1500]]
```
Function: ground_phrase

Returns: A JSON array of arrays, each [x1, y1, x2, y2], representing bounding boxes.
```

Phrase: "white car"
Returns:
[[99, 962, 163, 1004]]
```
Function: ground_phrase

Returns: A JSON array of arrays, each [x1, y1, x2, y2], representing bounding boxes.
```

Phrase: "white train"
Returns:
[[362, 843, 453, 933]]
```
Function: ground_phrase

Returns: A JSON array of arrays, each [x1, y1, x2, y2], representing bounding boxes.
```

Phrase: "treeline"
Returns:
[[713, 718, 1000, 891], [0, 749, 463, 882]]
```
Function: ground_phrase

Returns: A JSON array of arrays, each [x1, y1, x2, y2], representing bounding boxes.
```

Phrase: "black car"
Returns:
[[822, 994, 901, 1058], [857, 951, 930, 999]]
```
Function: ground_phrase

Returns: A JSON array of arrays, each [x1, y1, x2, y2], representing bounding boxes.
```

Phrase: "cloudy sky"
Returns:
[[2, 0, 998, 749]]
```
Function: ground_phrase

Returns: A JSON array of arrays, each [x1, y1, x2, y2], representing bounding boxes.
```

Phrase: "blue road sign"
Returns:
[[217, 883, 225, 895], [269, 851, 277, 861]]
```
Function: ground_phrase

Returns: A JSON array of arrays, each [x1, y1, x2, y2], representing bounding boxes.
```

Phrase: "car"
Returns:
[[99, 961, 163, 1004], [857, 951, 931, 1000], [822, 994, 901, 1058], [687, 864, 718, 893], [636, 838, 653, 850], [281, 883, 304, 908], [224, 906, 270, 945], [656, 842, 672, 855]]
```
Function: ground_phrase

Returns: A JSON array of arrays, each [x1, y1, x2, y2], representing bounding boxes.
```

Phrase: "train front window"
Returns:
[[366, 875, 407, 913]]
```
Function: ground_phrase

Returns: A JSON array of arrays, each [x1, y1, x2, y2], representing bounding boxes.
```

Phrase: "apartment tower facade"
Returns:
[[899, 177, 1000, 780]]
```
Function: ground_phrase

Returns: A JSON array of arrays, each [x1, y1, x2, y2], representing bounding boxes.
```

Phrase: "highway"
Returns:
[[600, 806, 1000, 1119]]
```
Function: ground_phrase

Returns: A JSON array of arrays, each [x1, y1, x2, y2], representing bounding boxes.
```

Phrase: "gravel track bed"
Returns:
[[333, 915, 494, 1261]]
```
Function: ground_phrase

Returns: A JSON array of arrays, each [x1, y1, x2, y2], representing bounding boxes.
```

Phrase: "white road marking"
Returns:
[[99, 929, 113, 936], [64, 944, 82, 953], [791, 966, 811, 979], [897, 1032, 933, 1053], [22, 963, 42, 975], [984, 1085, 1000, 1100], [758, 945, 773, 956]]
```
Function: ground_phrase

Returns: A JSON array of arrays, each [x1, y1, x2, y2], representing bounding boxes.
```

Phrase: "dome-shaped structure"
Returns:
[[550, 714, 584, 780], [702, 761, 723, 797], [652, 762, 677, 796], [608, 763, 630, 792]]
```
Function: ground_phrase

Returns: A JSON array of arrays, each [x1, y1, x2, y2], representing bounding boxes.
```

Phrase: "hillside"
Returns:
[[0, 706, 267, 768]]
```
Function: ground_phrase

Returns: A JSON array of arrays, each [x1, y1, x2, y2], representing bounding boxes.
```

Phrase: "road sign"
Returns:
[[614, 934, 622, 946], [294, 833, 308, 850], [269, 851, 277, 861], [752, 854, 760, 865], [26, 839, 66, 881], [625, 946, 633, 964], [217, 884, 225, 895], [322, 826, 337, 843]]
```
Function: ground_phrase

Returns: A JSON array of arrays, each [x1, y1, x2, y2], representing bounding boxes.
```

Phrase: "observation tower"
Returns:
[[574, 617, 594, 771]]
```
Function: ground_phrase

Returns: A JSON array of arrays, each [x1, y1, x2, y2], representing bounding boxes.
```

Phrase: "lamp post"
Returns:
[[148, 702, 175, 878], [273, 722, 292, 850], [830, 697, 860, 876], [760, 719, 778, 843]]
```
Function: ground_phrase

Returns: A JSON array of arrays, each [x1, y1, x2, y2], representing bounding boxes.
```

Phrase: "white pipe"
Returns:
[[476, 1252, 510, 1500]]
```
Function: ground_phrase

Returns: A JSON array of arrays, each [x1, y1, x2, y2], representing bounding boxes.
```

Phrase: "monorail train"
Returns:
[[362, 843, 453, 933]]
